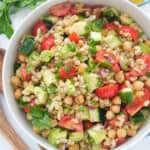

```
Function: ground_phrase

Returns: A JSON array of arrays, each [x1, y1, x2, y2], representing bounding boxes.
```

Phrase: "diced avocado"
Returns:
[[140, 43, 150, 54], [48, 127, 67, 146], [103, 35, 122, 49], [89, 108, 100, 122], [69, 132, 84, 142], [103, 8, 119, 22], [39, 50, 55, 62], [42, 69, 56, 86], [92, 144, 100, 150], [34, 87, 48, 105], [119, 88, 134, 104], [77, 106, 90, 120], [90, 32, 102, 42], [84, 73, 99, 92], [88, 125, 106, 144], [28, 51, 40, 68], [69, 21, 87, 35], [120, 14, 133, 25]]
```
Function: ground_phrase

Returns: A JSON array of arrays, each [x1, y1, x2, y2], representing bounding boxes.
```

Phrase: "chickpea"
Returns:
[[111, 105, 120, 114], [16, 68, 22, 78], [77, 65, 85, 75], [115, 71, 125, 83], [122, 41, 133, 51], [145, 40, 150, 47], [33, 127, 40, 134], [108, 129, 116, 138], [64, 96, 73, 105], [135, 91, 144, 98], [117, 128, 127, 138], [18, 53, 27, 62], [11, 76, 21, 87], [106, 110, 115, 120], [14, 88, 22, 99], [112, 96, 121, 105], [75, 95, 84, 104], [145, 78, 150, 87], [96, 45, 103, 52], [127, 129, 136, 137], [133, 80, 144, 91], [41, 129, 50, 138], [69, 144, 79, 150]]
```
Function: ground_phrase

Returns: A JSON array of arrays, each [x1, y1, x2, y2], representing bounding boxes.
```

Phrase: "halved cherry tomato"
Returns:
[[103, 23, 118, 30], [101, 141, 111, 150], [23, 99, 36, 113], [120, 26, 139, 42], [59, 62, 77, 79], [116, 138, 126, 146], [107, 118, 118, 128], [41, 35, 55, 51], [21, 65, 32, 81], [69, 32, 80, 43], [95, 84, 119, 99], [59, 115, 83, 131], [32, 21, 47, 36], [144, 86, 150, 100], [126, 97, 146, 116], [84, 121, 94, 129], [125, 54, 150, 80], [95, 51, 119, 73], [49, 2, 72, 17]]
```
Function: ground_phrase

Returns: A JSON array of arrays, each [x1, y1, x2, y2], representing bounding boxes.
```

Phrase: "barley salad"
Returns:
[[10, 2, 150, 150]]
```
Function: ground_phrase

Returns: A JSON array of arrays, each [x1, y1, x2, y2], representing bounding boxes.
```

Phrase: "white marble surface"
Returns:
[[0, 2, 150, 150]]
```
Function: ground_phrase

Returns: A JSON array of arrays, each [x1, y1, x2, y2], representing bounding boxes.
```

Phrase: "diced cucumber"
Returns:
[[84, 73, 99, 92], [77, 106, 90, 120], [119, 88, 134, 104], [103, 35, 122, 49], [42, 69, 56, 86], [90, 32, 102, 42], [120, 14, 133, 25], [39, 50, 55, 62], [42, 15, 58, 24], [140, 43, 150, 54], [34, 87, 48, 105], [48, 127, 67, 146], [89, 108, 100, 122], [69, 21, 87, 35], [103, 8, 119, 22], [66, 80, 76, 96], [69, 132, 84, 142], [88, 125, 106, 144]]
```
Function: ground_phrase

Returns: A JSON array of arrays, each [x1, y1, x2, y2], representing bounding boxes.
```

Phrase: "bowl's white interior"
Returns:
[[3, 0, 150, 150]]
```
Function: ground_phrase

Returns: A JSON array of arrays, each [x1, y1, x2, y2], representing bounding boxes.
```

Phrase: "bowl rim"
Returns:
[[2, 0, 150, 150]]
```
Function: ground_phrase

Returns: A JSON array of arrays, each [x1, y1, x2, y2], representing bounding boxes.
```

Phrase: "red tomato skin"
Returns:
[[32, 21, 47, 36], [41, 36, 55, 51], [125, 54, 150, 80], [107, 118, 118, 128], [116, 138, 126, 146], [59, 63, 77, 79], [144, 86, 150, 100], [59, 115, 83, 131], [21, 65, 32, 81], [103, 23, 118, 30], [69, 32, 80, 43], [84, 121, 94, 129], [49, 2, 72, 17], [95, 84, 119, 99], [23, 99, 36, 113], [95, 51, 119, 73], [126, 97, 145, 116], [120, 26, 139, 42]]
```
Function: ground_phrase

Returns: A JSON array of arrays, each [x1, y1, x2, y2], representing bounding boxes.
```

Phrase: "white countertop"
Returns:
[[0, 2, 150, 150]]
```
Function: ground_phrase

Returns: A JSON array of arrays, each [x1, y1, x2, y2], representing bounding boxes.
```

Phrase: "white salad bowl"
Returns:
[[2, 0, 150, 150]]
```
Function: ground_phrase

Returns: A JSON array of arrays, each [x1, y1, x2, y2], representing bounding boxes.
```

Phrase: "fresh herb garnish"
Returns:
[[67, 42, 76, 52], [0, 0, 46, 38], [14, 62, 21, 73], [19, 37, 35, 56], [47, 84, 57, 94], [131, 111, 146, 124], [76, 52, 84, 61], [64, 65, 71, 72]]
